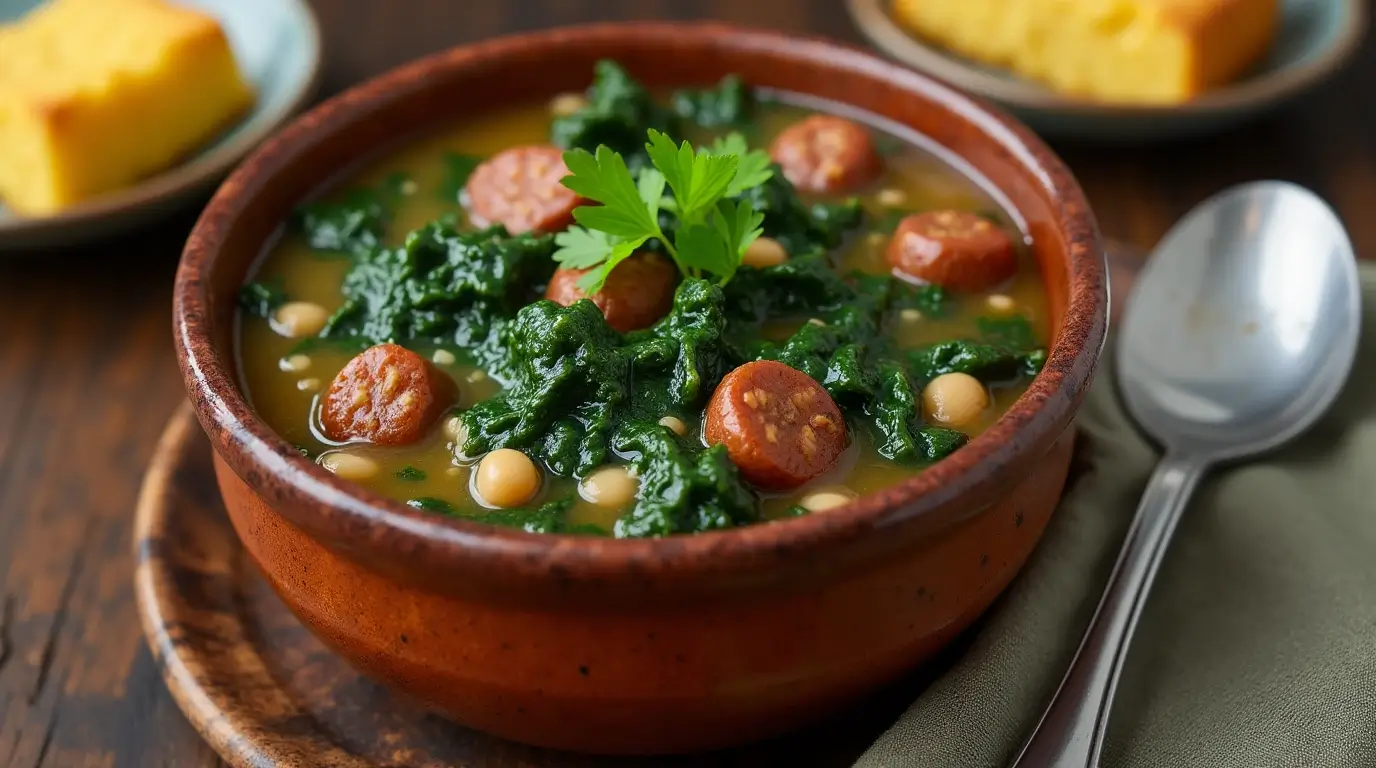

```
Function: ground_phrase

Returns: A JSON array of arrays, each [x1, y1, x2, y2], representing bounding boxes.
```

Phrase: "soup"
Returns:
[[236, 61, 1049, 538]]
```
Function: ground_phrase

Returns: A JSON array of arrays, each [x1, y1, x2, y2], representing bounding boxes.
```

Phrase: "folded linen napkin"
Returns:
[[857, 264, 1376, 768]]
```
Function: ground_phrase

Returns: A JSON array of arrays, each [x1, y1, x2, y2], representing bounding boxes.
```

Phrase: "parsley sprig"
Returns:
[[553, 129, 773, 293]]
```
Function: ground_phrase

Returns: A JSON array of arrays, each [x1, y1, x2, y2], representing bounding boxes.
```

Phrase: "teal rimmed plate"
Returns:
[[847, 0, 1367, 142], [0, 0, 322, 250]]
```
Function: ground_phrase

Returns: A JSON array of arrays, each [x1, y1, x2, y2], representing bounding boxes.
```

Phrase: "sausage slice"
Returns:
[[321, 343, 457, 446], [886, 210, 1017, 292], [545, 252, 678, 333], [465, 145, 582, 234], [769, 115, 880, 194], [705, 360, 847, 490]]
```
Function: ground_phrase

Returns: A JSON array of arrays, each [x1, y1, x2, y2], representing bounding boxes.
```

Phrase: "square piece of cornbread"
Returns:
[[0, 0, 256, 215], [893, 0, 1279, 104]]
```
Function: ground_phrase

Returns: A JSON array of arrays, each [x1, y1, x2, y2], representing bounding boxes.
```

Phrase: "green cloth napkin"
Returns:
[[857, 264, 1376, 768]]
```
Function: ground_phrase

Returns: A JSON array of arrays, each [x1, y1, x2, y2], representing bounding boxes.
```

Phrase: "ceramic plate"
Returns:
[[0, 0, 322, 251], [847, 0, 1367, 142]]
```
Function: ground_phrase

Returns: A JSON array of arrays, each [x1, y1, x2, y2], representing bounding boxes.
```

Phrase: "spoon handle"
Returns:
[[1009, 453, 1207, 768]]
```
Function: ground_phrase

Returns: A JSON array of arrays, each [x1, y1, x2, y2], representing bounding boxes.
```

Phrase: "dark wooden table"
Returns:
[[0, 1, 1370, 765]]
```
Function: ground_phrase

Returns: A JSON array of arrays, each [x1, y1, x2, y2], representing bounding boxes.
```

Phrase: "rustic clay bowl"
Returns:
[[173, 22, 1107, 755]]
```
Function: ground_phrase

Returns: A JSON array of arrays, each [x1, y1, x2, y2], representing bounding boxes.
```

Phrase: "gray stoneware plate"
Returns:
[[847, 0, 1367, 142], [0, 0, 322, 251]]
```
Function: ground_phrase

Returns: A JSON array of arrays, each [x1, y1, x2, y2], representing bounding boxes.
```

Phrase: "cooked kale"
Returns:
[[459, 298, 628, 475], [295, 172, 410, 256], [722, 251, 853, 320], [395, 466, 426, 481], [610, 422, 757, 537], [671, 74, 754, 128], [735, 170, 863, 256], [238, 280, 287, 319], [731, 269, 967, 463], [319, 223, 556, 353], [452, 278, 758, 534], [407, 496, 600, 535], [460, 278, 729, 472], [554, 62, 760, 164], [908, 340, 1045, 385], [551, 60, 678, 162]]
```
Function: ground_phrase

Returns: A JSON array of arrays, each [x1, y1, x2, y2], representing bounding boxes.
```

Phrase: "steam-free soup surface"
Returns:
[[238, 64, 1048, 536]]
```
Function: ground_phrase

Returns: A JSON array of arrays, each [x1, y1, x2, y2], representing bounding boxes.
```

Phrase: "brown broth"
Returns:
[[238, 98, 1049, 534]]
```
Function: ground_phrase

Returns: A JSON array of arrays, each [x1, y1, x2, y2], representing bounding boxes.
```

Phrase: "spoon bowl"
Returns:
[[1118, 180, 1362, 460]]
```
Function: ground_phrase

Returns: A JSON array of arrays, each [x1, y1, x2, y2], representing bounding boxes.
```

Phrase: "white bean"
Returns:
[[986, 294, 1017, 315], [549, 92, 590, 117], [658, 415, 688, 437], [922, 372, 989, 429], [579, 465, 638, 509], [319, 452, 379, 481], [742, 237, 788, 269], [279, 353, 312, 373], [799, 486, 858, 512], [875, 188, 907, 207], [271, 301, 330, 339], [474, 449, 541, 508]]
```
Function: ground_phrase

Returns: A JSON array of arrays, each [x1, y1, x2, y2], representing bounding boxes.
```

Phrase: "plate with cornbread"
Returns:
[[848, 0, 1366, 141], [0, 0, 321, 250]]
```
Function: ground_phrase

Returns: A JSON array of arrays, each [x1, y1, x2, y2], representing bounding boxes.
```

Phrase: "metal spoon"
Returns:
[[1011, 180, 1362, 768]]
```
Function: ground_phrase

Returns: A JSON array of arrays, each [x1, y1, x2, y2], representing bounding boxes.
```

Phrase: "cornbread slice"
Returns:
[[0, 0, 255, 215], [892, 0, 1279, 104]]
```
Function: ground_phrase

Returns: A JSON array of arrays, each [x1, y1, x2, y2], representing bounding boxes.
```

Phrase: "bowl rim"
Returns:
[[846, 0, 1369, 118], [175, 21, 1108, 587]]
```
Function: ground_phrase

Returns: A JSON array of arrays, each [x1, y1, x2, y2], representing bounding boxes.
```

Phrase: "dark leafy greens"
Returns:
[[908, 316, 1046, 384], [264, 61, 1047, 538], [552, 60, 678, 161], [553, 60, 758, 164], [737, 171, 863, 257], [671, 74, 755, 128], [727, 259, 969, 462], [319, 223, 556, 354], [294, 172, 411, 256], [407, 496, 602, 535], [238, 280, 287, 319]]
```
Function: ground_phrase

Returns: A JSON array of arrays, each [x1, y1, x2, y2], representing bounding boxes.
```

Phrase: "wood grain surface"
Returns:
[[0, 1, 1369, 766]]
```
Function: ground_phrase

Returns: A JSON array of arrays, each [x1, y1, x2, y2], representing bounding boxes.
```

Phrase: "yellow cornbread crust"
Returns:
[[0, 0, 256, 215], [891, 0, 1280, 104]]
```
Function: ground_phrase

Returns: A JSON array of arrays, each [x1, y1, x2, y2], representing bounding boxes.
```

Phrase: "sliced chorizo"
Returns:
[[705, 360, 847, 490], [465, 145, 582, 234], [321, 343, 457, 446], [545, 251, 678, 333], [886, 210, 1017, 293], [768, 115, 880, 194]]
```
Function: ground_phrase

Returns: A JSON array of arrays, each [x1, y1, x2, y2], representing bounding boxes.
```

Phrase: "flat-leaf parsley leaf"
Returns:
[[552, 129, 773, 296]]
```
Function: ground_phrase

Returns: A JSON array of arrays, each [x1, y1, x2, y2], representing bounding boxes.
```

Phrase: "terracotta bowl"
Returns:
[[173, 22, 1107, 755]]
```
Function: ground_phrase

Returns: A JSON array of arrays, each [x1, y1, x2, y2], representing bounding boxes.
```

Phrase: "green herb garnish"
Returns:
[[395, 466, 426, 482], [552, 129, 773, 294]]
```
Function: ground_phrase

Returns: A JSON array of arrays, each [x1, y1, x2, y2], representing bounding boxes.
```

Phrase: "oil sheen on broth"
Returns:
[[238, 87, 1049, 535]]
